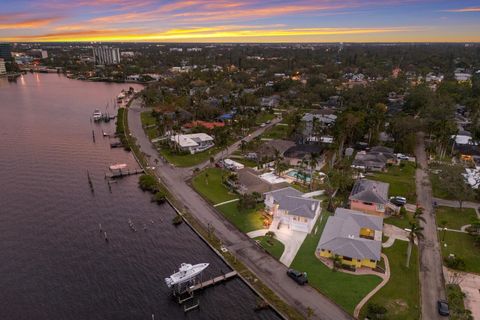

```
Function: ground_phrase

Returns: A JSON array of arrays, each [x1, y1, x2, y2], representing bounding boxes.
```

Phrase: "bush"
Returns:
[[138, 174, 158, 193], [152, 191, 166, 204], [444, 255, 466, 270], [366, 303, 387, 319], [446, 284, 473, 320]]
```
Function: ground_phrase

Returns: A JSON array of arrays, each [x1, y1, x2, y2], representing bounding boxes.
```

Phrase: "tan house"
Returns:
[[317, 208, 383, 269]]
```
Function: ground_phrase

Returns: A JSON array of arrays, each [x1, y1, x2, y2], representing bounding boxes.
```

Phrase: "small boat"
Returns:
[[92, 109, 103, 121], [165, 263, 209, 288], [109, 163, 127, 170]]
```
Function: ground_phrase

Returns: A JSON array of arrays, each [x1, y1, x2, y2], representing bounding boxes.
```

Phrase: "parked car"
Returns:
[[286, 269, 308, 285], [397, 153, 409, 160], [260, 123, 266, 127], [266, 120, 272, 124], [390, 196, 407, 206], [437, 300, 449, 316]]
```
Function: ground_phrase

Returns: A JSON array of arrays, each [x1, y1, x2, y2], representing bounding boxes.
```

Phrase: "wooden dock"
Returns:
[[105, 168, 144, 179], [188, 271, 238, 293]]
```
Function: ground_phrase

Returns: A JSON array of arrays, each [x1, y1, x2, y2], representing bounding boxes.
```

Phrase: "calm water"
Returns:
[[0, 73, 279, 320]]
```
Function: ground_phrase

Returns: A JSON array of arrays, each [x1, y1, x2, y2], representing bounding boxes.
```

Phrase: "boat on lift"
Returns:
[[92, 109, 103, 121], [165, 263, 209, 288]]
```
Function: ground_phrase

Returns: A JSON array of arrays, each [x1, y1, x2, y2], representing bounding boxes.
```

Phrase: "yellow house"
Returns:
[[316, 208, 383, 269]]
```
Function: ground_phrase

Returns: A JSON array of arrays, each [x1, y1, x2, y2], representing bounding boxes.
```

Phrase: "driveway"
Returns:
[[128, 101, 351, 320], [247, 225, 308, 267], [415, 132, 447, 320]]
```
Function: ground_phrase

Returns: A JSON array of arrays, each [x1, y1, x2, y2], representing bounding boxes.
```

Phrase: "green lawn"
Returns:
[[140, 111, 159, 140], [360, 241, 420, 320], [370, 163, 417, 202], [435, 206, 478, 230], [441, 231, 480, 273], [159, 146, 221, 167], [290, 212, 383, 314], [217, 202, 266, 233], [192, 168, 237, 204], [384, 212, 414, 230], [430, 173, 477, 202], [261, 124, 289, 140], [254, 236, 285, 259], [255, 112, 275, 125]]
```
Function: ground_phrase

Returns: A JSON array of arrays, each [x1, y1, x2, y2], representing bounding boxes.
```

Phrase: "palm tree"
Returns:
[[308, 153, 319, 191], [413, 207, 426, 223], [330, 254, 342, 272], [273, 148, 283, 175], [406, 222, 424, 268]]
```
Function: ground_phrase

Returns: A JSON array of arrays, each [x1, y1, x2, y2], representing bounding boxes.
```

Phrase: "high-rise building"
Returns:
[[0, 58, 6, 75], [0, 43, 12, 61], [92, 46, 121, 65]]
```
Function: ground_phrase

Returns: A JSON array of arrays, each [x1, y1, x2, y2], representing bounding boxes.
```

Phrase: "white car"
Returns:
[[397, 153, 409, 160]]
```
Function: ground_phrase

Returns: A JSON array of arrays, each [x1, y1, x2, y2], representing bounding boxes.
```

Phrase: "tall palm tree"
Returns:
[[308, 153, 319, 191], [273, 148, 283, 175], [406, 222, 424, 268]]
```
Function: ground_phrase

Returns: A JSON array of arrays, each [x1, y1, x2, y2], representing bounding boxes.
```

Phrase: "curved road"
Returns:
[[128, 101, 352, 320]]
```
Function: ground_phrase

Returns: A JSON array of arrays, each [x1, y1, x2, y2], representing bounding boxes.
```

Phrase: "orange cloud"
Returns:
[[0, 17, 59, 30], [0, 25, 415, 42], [443, 6, 480, 13]]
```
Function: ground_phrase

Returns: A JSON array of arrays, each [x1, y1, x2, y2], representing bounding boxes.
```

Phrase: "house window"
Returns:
[[362, 202, 373, 206], [343, 256, 353, 261], [370, 259, 376, 263], [303, 218, 308, 223]]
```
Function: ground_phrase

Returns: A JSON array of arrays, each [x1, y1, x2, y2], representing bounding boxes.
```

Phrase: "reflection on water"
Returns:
[[0, 74, 280, 320]]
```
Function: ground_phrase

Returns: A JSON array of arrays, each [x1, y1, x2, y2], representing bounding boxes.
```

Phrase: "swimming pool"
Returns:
[[286, 170, 311, 183]]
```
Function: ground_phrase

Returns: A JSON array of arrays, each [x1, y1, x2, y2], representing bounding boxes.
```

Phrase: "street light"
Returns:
[[442, 227, 447, 242]]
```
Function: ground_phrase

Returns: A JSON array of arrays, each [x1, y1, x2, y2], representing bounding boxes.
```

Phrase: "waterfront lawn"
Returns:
[[384, 212, 414, 230], [360, 241, 420, 320], [217, 202, 265, 233], [140, 111, 159, 140], [254, 236, 285, 259], [435, 206, 477, 230], [370, 162, 416, 202], [192, 168, 237, 205], [290, 212, 383, 314], [261, 124, 289, 140], [159, 146, 220, 167], [441, 231, 480, 274]]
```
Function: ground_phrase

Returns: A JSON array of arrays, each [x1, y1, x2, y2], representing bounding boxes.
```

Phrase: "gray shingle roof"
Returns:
[[264, 187, 320, 219], [317, 208, 383, 261], [349, 179, 389, 204]]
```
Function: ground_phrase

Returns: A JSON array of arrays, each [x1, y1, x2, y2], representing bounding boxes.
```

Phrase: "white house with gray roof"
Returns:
[[264, 187, 321, 233], [316, 208, 383, 269]]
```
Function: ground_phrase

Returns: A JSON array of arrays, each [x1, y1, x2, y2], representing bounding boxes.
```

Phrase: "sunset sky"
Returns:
[[1, 0, 479, 42]]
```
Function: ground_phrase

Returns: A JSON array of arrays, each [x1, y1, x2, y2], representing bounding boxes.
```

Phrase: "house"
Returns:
[[170, 133, 214, 154], [351, 146, 397, 171], [232, 168, 289, 194], [349, 179, 389, 216], [302, 112, 337, 137], [316, 208, 383, 269], [264, 187, 321, 233]]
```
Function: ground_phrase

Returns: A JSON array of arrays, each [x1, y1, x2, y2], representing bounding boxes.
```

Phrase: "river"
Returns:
[[0, 73, 280, 320]]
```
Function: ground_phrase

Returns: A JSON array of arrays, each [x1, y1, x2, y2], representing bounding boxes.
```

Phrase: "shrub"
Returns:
[[152, 191, 166, 204], [444, 255, 466, 271], [138, 174, 158, 193], [366, 303, 388, 319]]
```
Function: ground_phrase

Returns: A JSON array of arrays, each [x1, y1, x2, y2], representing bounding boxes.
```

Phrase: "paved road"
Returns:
[[128, 102, 351, 320], [414, 132, 446, 320]]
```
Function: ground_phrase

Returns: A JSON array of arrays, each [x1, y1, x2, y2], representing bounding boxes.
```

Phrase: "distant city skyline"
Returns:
[[1, 0, 479, 42]]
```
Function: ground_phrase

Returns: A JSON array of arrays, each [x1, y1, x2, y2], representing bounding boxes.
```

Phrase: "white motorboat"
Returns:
[[92, 109, 103, 121], [109, 163, 127, 170], [165, 263, 209, 288]]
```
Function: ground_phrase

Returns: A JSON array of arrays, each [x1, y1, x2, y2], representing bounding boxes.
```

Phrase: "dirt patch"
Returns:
[[386, 299, 408, 314]]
